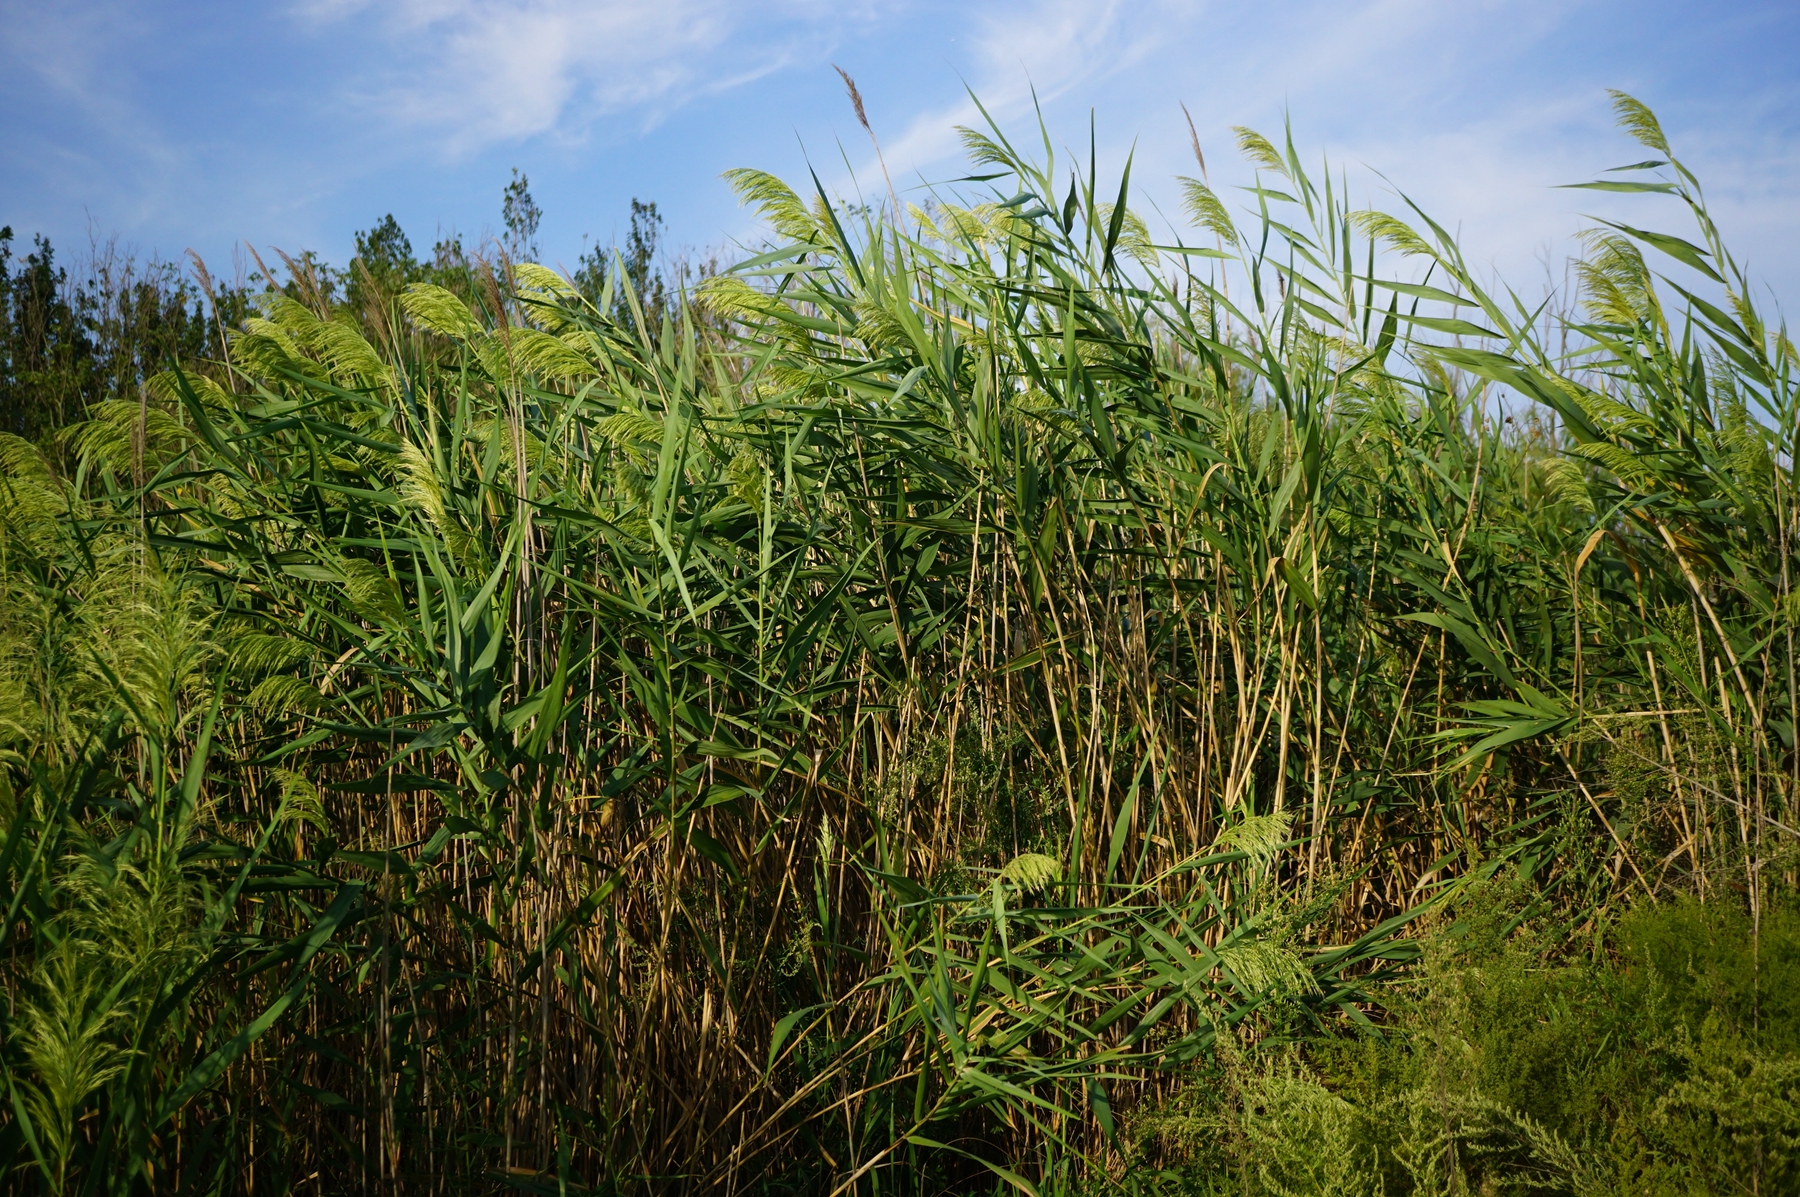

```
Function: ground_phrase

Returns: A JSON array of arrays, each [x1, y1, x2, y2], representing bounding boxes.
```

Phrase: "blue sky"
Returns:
[[3, 0, 1797, 310]]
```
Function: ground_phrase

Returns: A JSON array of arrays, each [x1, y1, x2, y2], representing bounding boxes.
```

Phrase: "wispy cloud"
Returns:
[[0, 0, 185, 228], [847, 0, 1187, 196], [821, 0, 1799, 305], [297, 0, 873, 154], [0, 0, 1791, 307]]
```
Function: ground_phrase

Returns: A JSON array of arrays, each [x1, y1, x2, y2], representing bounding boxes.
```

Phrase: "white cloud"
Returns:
[[1, 0, 1790, 312], [0, 0, 185, 228], [298, 0, 870, 153], [820, 0, 1798, 308], [859, 0, 1184, 192]]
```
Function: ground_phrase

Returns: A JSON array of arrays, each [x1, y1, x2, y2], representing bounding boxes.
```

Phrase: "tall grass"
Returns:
[[0, 92, 1795, 1193]]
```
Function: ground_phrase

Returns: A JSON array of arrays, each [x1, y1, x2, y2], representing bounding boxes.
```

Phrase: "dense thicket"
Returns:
[[1, 95, 1796, 1195]]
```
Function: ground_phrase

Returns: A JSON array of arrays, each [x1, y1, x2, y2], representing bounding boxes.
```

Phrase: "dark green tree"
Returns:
[[502, 169, 541, 262], [0, 227, 87, 438], [0, 227, 219, 443], [621, 198, 667, 329], [573, 198, 668, 334], [346, 213, 420, 317]]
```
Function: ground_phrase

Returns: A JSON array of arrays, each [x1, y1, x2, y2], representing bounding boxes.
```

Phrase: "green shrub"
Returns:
[[1131, 888, 1800, 1195]]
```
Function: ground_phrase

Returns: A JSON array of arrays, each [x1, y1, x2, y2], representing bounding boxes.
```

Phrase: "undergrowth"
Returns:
[[1129, 882, 1800, 1195]]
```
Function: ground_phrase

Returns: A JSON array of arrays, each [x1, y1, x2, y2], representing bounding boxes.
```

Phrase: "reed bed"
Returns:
[[0, 93, 1794, 1194]]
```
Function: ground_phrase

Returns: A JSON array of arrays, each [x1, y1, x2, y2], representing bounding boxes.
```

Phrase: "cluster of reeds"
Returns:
[[0, 93, 1794, 1194]]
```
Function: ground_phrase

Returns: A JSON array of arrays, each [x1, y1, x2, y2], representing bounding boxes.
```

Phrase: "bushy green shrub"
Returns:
[[1130, 885, 1800, 1195]]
